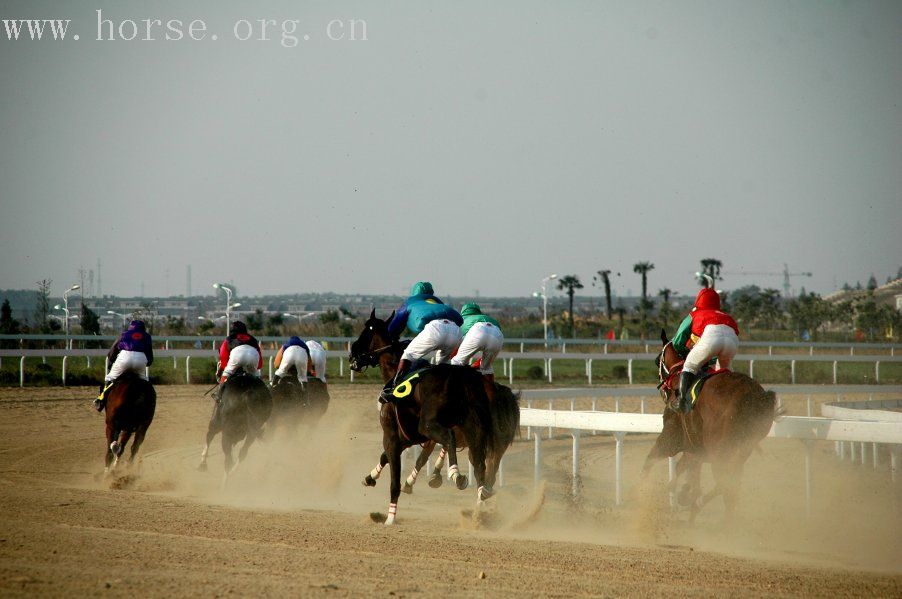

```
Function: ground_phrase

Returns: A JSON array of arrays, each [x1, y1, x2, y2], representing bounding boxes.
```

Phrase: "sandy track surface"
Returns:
[[0, 385, 900, 597]]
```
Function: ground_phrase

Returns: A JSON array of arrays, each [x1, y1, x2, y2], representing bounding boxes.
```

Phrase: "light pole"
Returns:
[[541, 274, 557, 347], [107, 311, 129, 329], [61, 284, 80, 349], [213, 283, 234, 332]]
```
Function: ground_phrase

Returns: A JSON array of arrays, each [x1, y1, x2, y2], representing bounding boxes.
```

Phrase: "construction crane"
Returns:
[[721, 263, 812, 297]]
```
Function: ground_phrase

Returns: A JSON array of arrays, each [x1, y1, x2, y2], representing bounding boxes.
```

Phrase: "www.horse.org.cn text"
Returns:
[[1, 10, 369, 46]]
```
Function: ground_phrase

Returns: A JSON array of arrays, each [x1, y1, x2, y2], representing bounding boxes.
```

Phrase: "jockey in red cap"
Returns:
[[671, 287, 740, 413]]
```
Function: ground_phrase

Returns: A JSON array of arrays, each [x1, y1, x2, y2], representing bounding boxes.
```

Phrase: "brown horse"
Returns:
[[102, 371, 156, 476], [349, 310, 502, 525], [642, 330, 777, 521]]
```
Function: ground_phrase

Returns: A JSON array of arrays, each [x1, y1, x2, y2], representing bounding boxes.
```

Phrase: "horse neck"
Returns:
[[374, 337, 400, 383]]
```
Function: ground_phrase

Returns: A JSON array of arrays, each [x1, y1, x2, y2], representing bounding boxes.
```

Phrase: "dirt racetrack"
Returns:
[[1, 384, 900, 597]]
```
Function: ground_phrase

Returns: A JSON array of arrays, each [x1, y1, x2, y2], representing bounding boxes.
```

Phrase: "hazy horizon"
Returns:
[[2, 1, 900, 301]]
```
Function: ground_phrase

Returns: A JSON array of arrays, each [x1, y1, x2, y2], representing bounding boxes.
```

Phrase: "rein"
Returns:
[[354, 343, 397, 371], [658, 342, 699, 449]]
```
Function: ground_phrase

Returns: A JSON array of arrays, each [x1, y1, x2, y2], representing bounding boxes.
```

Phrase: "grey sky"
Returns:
[[1, 0, 900, 301]]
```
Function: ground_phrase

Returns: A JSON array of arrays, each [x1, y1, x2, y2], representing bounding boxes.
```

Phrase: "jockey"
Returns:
[[672, 287, 740, 413], [451, 303, 504, 388], [306, 339, 327, 382], [272, 336, 309, 387], [381, 281, 463, 403], [95, 320, 153, 412], [213, 321, 262, 400]]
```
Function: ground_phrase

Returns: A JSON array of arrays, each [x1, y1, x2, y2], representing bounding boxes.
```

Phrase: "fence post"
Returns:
[[547, 400, 553, 439], [875, 361, 880, 383], [614, 397, 620, 413], [803, 439, 813, 517], [520, 342, 524, 353], [571, 431, 581, 497], [833, 361, 838, 384], [509, 358, 514, 386], [547, 359, 553, 383], [19, 356, 25, 387], [872, 443, 879, 470], [768, 345, 773, 356], [586, 359, 592, 385], [668, 457, 676, 508], [562, 342, 566, 354], [627, 359, 633, 385], [62, 355, 68, 385], [613, 432, 626, 506], [526, 399, 532, 440], [268, 356, 274, 381], [749, 360, 754, 379], [186, 356, 191, 383], [534, 433, 542, 487], [790, 360, 796, 384], [640, 396, 646, 414], [105, 357, 110, 377]]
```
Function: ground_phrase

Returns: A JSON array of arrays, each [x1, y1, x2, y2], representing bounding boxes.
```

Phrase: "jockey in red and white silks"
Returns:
[[671, 287, 740, 412]]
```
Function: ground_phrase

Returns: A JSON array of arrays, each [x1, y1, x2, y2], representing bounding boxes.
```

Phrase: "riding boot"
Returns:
[[94, 382, 110, 412], [380, 359, 411, 404], [678, 371, 696, 413]]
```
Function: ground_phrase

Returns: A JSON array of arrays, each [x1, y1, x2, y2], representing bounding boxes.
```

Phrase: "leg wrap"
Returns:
[[448, 464, 460, 481], [371, 463, 384, 480], [406, 467, 419, 486]]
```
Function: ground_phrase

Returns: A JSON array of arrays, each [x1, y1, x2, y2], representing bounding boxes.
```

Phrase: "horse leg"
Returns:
[[685, 458, 704, 523], [237, 429, 259, 463], [128, 426, 148, 466], [384, 441, 403, 526], [363, 452, 388, 487], [466, 429, 490, 504], [111, 430, 131, 471], [439, 428, 468, 491], [428, 446, 447, 488], [221, 434, 236, 489], [103, 423, 116, 475], [402, 441, 435, 494], [198, 405, 221, 472]]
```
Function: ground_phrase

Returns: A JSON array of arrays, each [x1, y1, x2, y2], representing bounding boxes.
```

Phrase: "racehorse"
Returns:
[[270, 367, 330, 434], [197, 370, 272, 486], [643, 330, 778, 521], [102, 371, 156, 476], [349, 310, 502, 525], [400, 381, 519, 495]]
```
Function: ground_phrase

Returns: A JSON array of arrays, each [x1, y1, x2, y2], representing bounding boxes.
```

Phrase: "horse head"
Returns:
[[655, 329, 683, 396], [348, 309, 396, 372]]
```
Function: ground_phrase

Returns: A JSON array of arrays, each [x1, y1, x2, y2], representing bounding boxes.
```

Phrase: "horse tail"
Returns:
[[764, 390, 786, 421], [489, 385, 521, 442], [461, 370, 494, 445]]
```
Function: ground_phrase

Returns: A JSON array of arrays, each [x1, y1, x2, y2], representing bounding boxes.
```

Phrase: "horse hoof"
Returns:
[[363, 475, 377, 487], [478, 486, 494, 502], [401, 482, 413, 495], [109, 441, 120, 455], [197, 462, 208, 472], [427, 473, 443, 489], [455, 475, 469, 491]]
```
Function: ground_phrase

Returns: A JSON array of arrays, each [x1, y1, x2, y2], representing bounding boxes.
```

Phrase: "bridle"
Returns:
[[656, 341, 684, 401]]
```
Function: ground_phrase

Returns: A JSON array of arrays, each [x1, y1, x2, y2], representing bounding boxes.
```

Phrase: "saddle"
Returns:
[[685, 368, 729, 409], [390, 360, 432, 400]]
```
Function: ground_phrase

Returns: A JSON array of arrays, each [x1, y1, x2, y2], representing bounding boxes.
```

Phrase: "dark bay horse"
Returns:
[[349, 310, 503, 525], [270, 368, 330, 434], [643, 330, 778, 521], [198, 371, 272, 486], [401, 382, 519, 496], [102, 372, 156, 476]]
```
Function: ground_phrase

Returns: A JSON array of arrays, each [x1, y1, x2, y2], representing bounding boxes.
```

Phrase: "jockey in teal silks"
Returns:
[[380, 282, 463, 403]]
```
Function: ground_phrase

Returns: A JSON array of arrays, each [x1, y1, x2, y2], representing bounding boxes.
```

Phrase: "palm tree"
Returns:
[[633, 262, 655, 301], [592, 270, 615, 319], [658, 288, 675, 329], [556, 275, 584, 337], [699, 258, 723, 284]]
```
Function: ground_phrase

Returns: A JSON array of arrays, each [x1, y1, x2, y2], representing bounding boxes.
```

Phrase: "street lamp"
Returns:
[[541, 274, 557, 347], [60, 285, 80, 349], [107, 310, 129, 329], [213, 283, 234, 332]]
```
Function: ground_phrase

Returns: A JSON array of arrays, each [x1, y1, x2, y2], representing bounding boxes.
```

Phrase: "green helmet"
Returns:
[[460, 302, 483, 317], [410, 281, 434, 296]]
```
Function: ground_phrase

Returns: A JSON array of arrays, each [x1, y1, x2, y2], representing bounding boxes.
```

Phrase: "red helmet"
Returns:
[[693, 288, 721, 311]]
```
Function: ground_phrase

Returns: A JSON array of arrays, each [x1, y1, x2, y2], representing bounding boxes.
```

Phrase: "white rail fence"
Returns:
[[516, 387, 902, 514], [2, 349, 900, 387]]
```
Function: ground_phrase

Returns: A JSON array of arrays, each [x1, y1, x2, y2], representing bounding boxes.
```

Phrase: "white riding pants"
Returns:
[[306, 340, 327, 381], [401, 319, 461, 364], [683, 324, 739, 374], [223, 344, 261, 377], [105, 351, 148, 383], [275, 345, 309, 382], [452, 322, 504, 374]]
